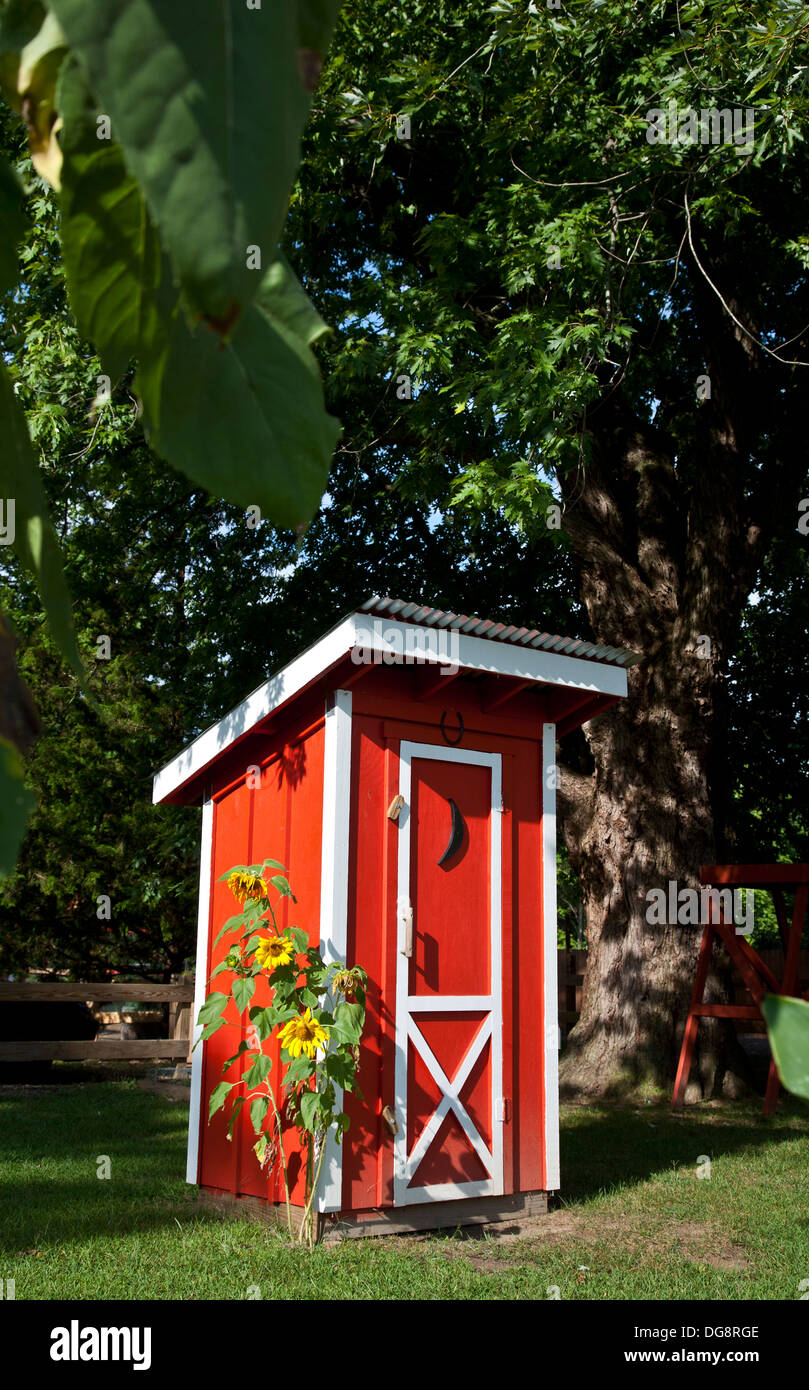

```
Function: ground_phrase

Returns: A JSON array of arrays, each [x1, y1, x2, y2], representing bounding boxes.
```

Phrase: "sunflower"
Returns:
[[254, 935, 295, 971], [278, 1008, 329, 1060], [227, 870, 266, 904]]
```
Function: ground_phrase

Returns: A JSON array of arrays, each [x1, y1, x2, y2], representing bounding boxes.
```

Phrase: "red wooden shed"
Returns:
[[152, 596, 638, 1235]]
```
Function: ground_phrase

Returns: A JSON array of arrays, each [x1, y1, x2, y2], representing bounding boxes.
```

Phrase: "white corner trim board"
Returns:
[[186, 794, 213, 1186], [315, 690, 353, 1213], [542, 723, 560, 1192], [152, 615, 628, 803]]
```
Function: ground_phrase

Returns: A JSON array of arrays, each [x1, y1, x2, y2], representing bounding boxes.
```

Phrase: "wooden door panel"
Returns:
[[394, 742, 503, 1205]]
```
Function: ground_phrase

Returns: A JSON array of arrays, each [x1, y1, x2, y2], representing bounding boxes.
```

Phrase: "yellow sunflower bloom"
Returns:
[[278, 1008, 329, 1060], [227, 870, 266, 904], [254, 936, 295, 971]]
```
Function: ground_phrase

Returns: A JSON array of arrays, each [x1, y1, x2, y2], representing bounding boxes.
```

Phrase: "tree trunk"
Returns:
[[555, 393, 759, 1098], [558, 653, 748, 1100]]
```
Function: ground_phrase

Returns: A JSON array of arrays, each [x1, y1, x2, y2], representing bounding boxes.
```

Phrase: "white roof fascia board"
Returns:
[[152, 615, 358, 804], [153, 612, 628, 803], [358, 617, 628, 700]]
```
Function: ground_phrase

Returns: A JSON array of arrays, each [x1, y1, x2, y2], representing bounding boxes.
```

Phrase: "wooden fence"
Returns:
[[558, 948, 809, 1034], [3, 948, 807, 1060], [0, 979, 194, 1063]]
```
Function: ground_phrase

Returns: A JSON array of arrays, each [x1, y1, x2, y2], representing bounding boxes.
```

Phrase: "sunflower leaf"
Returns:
[[232, 975, 255, 1015]]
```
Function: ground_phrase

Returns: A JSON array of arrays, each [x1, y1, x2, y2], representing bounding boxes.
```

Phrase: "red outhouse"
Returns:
[[152, 596, 636, 1235]]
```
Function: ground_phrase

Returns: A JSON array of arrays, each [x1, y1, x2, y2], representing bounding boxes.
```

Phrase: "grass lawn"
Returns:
[[1, 1068, 807, 1300]]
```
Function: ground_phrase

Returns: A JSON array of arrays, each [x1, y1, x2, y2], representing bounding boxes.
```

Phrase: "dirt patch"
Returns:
[[136, 1078, 191, 1102], [665, 1220, 752, 1271], [433, 1208, 751, 1274]]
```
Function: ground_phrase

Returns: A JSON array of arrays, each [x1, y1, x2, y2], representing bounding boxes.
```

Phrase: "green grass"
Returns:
[[1, 1073, 807, 1299]]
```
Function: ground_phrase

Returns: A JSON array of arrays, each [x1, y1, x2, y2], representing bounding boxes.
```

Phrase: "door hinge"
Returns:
[[382, 1105, 399, 1137], [387, 794, 405, 822], [495, 1098, 510, 1124]]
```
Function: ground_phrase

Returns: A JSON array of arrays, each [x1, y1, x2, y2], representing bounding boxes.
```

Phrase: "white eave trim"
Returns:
[[153, 614, 628, 803]]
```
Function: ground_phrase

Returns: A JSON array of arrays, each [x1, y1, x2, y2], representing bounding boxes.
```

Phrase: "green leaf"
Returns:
[[282, 1053, 315, 1085], [0, 151, 28, 293], [291, 927, 310, 954], [0, 734, 36, 878], [253, 1133, 269, 1166], [299, 1087, 320, 1133], [47, 0, 341, 322], [222, 1040, 250, 1072], [135, 258, 341, 530], [324, 1051, 355, 1088], [250, 1094, 269, 1135], [197, 990, 228, 1026], [208, 1079, 234, 1120], [243, 1051, 272, 1089], [762, 995, 809, 1101], [194, 1016, 226, 1048], [332, 1000, 364, 1046], [57, 53, 180, 383], [227, 1093, 247, 1140], [0, 2, 47, 97], [269, 873, 292, 896], [247, 1005, 276, 1042], [232, 975, 255, 1015], [0, 360, 84, 683]]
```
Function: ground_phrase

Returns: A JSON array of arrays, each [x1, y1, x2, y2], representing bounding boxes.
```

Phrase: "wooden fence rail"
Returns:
[[0, 978, 194, 1063], [3, 946, 807, 1062]]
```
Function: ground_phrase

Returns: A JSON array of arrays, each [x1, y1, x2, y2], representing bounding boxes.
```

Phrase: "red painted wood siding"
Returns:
[[198, 707, 325, 1203]]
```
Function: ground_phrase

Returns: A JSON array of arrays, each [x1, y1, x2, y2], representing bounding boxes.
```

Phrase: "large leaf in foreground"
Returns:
[[136, 259, 341, 529], [0, 359, 83, 682], [762, 995, 809, 1102], [48, 0, 341, 324], [57, 53, 179, 382], [0, 149, 27, 293]]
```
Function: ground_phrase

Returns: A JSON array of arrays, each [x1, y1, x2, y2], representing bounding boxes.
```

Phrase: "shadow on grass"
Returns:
[[0, 1081, 806, 1253], [0, 1083, 233, 1252], [557, 1098, 808, 1206]]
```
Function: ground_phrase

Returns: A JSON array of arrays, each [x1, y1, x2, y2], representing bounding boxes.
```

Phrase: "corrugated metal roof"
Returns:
[[359, 596, 642, 668]]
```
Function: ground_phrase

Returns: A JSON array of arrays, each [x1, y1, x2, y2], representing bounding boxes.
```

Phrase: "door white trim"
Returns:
[[393, 741, 503, 1206]]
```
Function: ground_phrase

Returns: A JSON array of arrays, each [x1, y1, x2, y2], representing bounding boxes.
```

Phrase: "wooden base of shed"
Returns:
[[195, 1186, 548, 1242]]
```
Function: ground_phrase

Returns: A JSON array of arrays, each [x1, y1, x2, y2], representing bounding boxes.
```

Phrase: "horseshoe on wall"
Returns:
[[438, 798, 465, 867], [440, 709, 464, 746]]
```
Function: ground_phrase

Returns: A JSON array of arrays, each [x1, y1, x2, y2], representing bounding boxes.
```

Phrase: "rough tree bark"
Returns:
[[556, 234, 805, 1097]]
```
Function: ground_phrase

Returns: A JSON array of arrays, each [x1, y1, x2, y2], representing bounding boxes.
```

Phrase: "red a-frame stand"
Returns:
[[673, 865, 809, 1115]]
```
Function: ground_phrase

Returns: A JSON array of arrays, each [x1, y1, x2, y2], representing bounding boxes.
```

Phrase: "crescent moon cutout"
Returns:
[[438, 798, 465, 867]]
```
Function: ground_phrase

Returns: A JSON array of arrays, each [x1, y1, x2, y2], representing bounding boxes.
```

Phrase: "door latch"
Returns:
[[400, 902, 414, 958]]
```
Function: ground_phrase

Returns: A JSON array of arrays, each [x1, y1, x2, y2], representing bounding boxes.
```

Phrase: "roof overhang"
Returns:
[[153, 611, 634, 806]]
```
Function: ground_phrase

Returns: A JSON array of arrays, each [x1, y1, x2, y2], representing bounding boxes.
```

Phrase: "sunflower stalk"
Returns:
[[201, 860, 367, 1249]]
